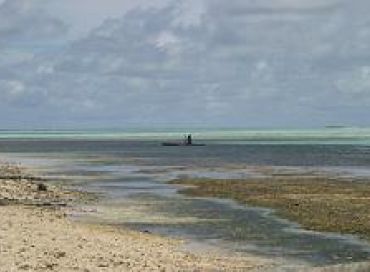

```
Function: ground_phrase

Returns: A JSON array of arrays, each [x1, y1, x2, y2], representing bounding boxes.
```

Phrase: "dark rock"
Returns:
[[0, 199, 12, 206], [37, 183, 48, 192], [54, 251, 66, 258]]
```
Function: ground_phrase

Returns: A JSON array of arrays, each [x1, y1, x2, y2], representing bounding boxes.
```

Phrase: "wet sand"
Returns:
[[0, 163, 273, 271], [0, 206, 275, 271]]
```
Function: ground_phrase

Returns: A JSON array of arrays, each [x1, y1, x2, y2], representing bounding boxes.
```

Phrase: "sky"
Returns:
[[0, 0, 370, 129]]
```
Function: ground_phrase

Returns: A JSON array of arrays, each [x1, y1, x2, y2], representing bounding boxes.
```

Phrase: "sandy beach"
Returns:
[[2, 162, 370, 271], [0, 163, 273, 271]]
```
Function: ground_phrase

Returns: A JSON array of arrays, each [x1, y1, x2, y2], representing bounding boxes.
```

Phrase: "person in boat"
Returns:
[[187, 134, 192, 145], [162, 134, 203, 146]]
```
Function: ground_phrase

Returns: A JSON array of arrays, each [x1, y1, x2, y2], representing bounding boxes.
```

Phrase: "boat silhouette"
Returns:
[[162, 134, 205, 146]]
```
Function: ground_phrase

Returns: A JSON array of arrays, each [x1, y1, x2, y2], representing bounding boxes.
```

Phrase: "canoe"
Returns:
[[161, 142, 205, 146]]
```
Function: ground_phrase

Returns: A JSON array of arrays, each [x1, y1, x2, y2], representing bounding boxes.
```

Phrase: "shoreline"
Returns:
[[2, 161, 370, 271], [0, 162, 275, 271]]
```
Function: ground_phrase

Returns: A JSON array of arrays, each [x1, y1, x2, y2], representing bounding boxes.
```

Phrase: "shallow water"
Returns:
[[72, 164, 370, 266], [1, 138, 370, 268]]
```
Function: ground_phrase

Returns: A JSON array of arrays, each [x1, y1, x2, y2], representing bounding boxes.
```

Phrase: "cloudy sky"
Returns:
[[0, 0, 369, 129]]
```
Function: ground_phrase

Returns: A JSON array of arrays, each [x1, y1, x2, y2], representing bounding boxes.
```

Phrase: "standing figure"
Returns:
[[187, 134, 192, 145]]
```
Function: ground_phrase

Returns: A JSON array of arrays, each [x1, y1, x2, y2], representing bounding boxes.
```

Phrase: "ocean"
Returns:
[[2, 127, 370, 144], [1, 128, 370, 267]]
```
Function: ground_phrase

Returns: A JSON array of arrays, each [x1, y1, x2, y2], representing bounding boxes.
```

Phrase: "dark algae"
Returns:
[[170, 176, 370, 241]]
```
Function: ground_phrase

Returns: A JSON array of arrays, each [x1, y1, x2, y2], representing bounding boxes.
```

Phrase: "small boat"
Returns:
[[161, 134, 205, 146], [162, 142, 183, 146], [161, 142, 205, 146]]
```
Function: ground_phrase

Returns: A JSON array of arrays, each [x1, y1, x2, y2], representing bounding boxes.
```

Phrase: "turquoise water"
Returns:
[[2, 127, 370, 144]]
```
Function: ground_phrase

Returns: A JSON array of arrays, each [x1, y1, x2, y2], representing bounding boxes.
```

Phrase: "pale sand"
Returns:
[[0, 205, 272, 272], [0, 163, 273, 271], [1, 163, 369, 271]]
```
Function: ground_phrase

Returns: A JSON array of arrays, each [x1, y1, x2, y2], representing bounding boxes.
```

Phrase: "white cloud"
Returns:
[[37, 64, 54, 75], [336, 66, 370, 102], [4, 80, 25, 97]]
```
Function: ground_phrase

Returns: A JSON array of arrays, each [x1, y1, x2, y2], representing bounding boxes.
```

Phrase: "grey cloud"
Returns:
[[1, 0, 370, 128], [0, 0, 68, 46]]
